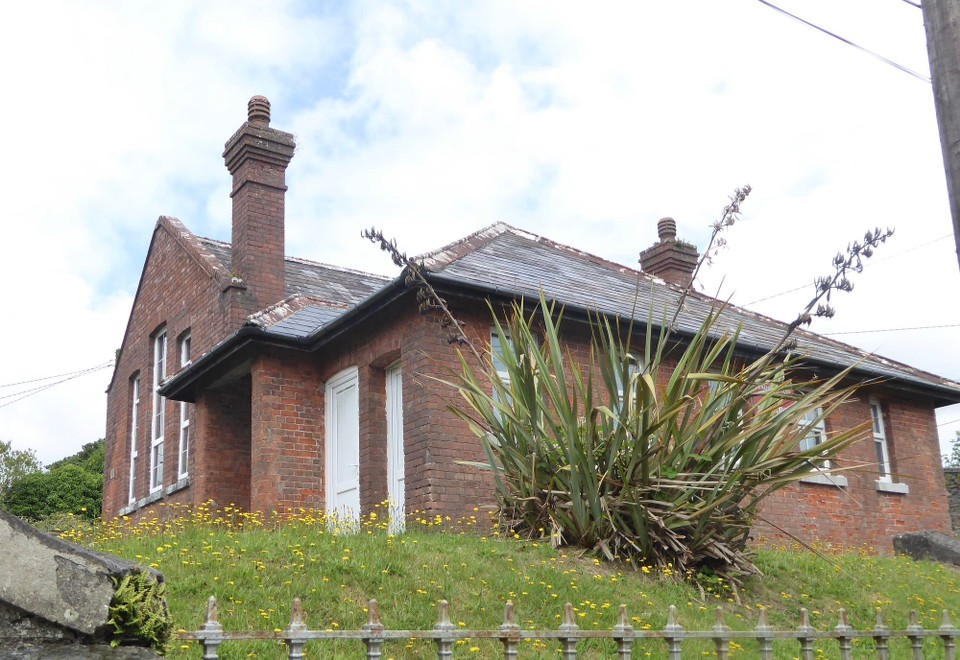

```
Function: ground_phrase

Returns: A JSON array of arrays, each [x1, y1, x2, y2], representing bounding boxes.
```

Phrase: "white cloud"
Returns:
[[0, 0, 957, 466]]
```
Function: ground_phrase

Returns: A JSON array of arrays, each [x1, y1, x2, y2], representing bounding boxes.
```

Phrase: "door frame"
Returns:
[[325, 366, 360, 525]]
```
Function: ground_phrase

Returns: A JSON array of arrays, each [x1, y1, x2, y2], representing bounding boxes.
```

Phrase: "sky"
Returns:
[[1, 0, 958, 466]]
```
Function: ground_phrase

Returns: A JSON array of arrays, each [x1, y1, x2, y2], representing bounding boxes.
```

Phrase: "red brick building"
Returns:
[[103, 97, 960, 550]]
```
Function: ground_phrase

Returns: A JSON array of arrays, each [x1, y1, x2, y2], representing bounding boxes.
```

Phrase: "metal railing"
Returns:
[[179, 595, 959, 659]]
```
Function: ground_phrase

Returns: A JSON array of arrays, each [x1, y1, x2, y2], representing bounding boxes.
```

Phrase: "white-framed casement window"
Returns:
[[870, 398, 909, 494], [798, 406, 848, 487], [870, 398, 891, 482], [149, 330, 167, 492], [490, 328, 513, 422], [177, 332, 192, 480], [798, 407, 827, 455], [128, 375, 140, 504]]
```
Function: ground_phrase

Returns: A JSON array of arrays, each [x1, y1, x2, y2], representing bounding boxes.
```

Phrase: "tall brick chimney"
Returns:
[[639, 217, 699, 287], [223, 96, 296, 323]]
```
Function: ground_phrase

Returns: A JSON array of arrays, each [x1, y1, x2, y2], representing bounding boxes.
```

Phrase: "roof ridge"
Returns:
[[416, 222, 513, 270], [417, 221, 647, 278]]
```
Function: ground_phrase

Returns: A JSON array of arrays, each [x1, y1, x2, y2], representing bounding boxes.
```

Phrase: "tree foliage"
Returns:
[[944, 431, 960, 468], [1, 439, 104, 521], [0, 439, 42, 496]]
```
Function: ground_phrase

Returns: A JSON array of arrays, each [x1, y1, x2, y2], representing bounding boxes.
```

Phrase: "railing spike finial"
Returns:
[[367, 599, 382, 626], [909, 610, 919, 628], [715, 607, 725, 628], [837, 607, 849, 628], [290, 597, 305, 627], [618, 604, 629, 628], [943, 609, 954, 629], [757, 608, 770, 630], [799, 608, 811, 629], [436, 600, 454, 629], [503, 600, 516, 625], [876, 609, 885, 628], [205, 595, 219, 624], [563, 602, 576, 626]]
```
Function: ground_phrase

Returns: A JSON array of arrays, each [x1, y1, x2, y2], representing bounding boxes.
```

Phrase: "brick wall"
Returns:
[[753, 391, 950, 552], [103, 218, 232, 518], [106, 238, 953, 548]]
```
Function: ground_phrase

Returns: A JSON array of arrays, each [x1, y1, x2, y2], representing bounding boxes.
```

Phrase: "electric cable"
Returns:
[[756, 0, 931, 83], [743, 233, 952, 307], [0, 362, 113, 410], [821, 322, 960, 336], [0, 361, 114, 389]]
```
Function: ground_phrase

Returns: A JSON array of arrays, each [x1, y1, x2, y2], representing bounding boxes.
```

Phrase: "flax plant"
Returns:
[[451, 297, 868, 582]]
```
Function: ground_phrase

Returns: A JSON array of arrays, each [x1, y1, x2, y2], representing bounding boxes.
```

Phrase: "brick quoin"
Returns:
[[103, 96, 957, 555]]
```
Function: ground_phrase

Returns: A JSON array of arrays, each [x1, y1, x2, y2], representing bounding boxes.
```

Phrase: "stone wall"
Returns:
[[944, 468, 960, 532]]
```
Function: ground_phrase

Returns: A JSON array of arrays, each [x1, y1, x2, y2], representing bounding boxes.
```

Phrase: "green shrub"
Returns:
[[4, 463, 102, 521], [451, 295, 866, 582]]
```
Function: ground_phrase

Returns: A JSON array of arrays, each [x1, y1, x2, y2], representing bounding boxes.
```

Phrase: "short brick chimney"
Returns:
[[639, 217, 699, 286], [223, 96, 296, 323]]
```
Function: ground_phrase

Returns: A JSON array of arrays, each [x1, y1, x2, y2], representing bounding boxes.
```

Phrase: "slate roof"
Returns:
[[200, 237, 389, 308], [417, 223, 960, 400], [182, 224, 960, 403]]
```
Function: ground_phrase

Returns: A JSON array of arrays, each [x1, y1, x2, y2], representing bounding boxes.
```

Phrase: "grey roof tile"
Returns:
[[428, 224, 960, 399], [200, 238, 389, 306], [195, 224, 960, 400]]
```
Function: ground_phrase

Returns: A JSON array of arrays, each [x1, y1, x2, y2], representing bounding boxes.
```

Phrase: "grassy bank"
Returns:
[[58, 503, 960, 658]]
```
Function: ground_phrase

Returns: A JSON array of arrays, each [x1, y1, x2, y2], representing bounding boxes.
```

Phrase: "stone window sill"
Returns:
[[876, 480, 909, 495], [800, 472, 848, 488], [119, 479, 191, 515], [166, 477, 190, 496]]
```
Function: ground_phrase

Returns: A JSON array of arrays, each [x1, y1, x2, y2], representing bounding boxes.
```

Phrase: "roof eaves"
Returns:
[[160, 276, 409, 402], [425, 271, 960, 404]]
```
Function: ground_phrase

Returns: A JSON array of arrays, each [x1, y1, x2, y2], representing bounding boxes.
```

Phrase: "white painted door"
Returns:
[[325, 367, 360, 526], [385, 363, 405, 532]]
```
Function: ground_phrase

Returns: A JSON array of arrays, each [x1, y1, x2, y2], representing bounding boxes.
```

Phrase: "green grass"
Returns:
[[57, 502, 960, 658]]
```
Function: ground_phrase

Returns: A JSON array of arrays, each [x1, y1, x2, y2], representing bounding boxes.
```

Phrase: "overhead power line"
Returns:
[[821, 322, 960, 336], [0, 361, 114, 389], [756, 0, 931, 83], [743, 233, 953, 307], [0, 361, 114, 411], [900, 0, 922, 8], [939, 415, 960, 428]]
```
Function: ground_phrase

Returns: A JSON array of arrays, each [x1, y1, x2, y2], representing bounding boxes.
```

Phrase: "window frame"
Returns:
[[869, 398, 909, 494], [490, 327, 513, 423], [128, 374, 140, 504], [797, 406, 849, 488], [149, 329, 167, 493], [177, 332, 192, 480], [870, 398, 892, 483]]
